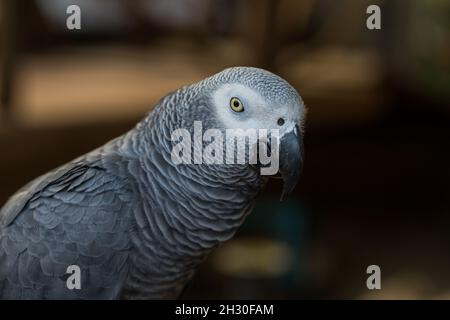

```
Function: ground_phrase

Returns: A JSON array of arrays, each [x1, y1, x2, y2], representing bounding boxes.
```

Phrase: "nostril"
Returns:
[[277, 118, 285, 126]]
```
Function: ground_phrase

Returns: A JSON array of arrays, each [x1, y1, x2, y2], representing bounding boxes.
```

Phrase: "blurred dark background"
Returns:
[[1, 0, 449, 299]]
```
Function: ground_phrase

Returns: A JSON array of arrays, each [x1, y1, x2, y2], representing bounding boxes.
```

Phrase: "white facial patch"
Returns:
[[211, 83, 269, 130]]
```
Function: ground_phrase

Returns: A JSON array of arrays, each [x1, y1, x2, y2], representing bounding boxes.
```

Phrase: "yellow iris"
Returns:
[[230, 97, 244, 112]]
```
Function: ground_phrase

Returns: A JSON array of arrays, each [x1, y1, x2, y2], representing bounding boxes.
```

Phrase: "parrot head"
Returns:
[[201, 67, 306, 199]]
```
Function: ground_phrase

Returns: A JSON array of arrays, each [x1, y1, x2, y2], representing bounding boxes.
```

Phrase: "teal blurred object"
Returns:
[[239, 197, 310, 293]]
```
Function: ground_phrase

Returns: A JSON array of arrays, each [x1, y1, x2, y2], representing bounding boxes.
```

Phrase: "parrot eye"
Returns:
[[230, 97, 244, 113]]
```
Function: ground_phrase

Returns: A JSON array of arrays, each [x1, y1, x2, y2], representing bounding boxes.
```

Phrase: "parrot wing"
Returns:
[[0, 162, 86, 227], [0, 160, 134, 299]]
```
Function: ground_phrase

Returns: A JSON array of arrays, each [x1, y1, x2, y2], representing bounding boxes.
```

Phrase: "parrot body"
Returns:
[[0, 67, 305, 299]]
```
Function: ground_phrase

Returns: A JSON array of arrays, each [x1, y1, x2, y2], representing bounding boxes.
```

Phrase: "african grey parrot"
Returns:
[[0, 67, 305, 299]]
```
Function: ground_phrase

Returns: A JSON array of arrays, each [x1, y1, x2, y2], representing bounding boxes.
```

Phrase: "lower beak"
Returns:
[[279, 124, 304, 200]]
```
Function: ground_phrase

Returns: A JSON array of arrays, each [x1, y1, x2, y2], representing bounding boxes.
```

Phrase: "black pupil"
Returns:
[[277, 118, 285, 126], [233, 100, 240, 108]]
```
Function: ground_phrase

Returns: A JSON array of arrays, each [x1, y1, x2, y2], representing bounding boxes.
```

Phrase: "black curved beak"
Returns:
[[279, 124, 304, 200]]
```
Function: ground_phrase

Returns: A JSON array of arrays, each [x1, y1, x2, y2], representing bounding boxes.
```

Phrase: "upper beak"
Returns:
[[279, 124, 304, 200]]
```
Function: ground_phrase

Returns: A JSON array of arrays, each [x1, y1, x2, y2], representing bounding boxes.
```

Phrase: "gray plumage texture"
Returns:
[[0, 67, 305, 299]]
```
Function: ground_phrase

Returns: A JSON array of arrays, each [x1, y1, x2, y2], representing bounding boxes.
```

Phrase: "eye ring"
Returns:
[[230, 97, 244, 113]]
